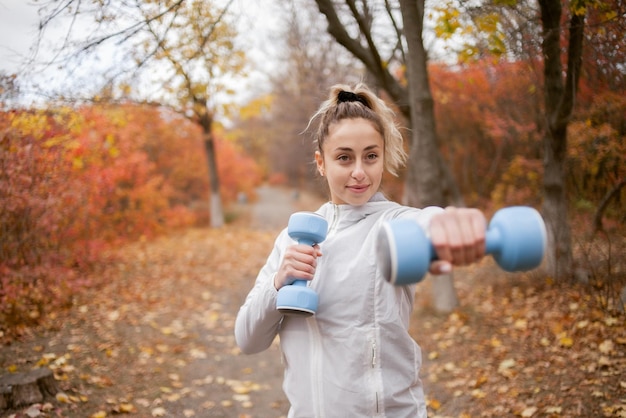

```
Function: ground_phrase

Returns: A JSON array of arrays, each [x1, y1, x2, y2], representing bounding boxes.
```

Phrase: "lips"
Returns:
[[347, 184, 370, 193]]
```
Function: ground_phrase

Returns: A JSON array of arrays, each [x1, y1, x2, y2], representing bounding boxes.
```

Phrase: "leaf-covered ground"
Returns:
[[412, 264, 626, 418], [1, 188, 625, 417]]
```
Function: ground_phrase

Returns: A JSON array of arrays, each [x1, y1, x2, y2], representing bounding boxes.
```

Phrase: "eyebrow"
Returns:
[[333, 144, 381, 152]]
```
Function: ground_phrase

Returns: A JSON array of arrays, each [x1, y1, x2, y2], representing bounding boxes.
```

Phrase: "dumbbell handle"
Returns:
[[421, 227, 512, 262], [291, 238, 316, 287]]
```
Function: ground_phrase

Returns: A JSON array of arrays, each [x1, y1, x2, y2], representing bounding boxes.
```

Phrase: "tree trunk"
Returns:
[[198, 106, 224, 228], [593, 179, 626, 232], [399, 0, 458, 312], [0, 368, 59, 410], [538, 0, 584, 280]]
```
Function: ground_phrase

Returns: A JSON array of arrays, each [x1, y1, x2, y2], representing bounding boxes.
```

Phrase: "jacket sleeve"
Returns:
[[234, 232, 287, 354]]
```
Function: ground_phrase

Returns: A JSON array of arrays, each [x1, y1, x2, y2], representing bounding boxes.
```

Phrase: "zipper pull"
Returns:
[[371, 342, 376, 367]]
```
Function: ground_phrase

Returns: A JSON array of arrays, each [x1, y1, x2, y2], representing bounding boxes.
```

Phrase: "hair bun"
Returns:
[[338, 90, 368, 107]]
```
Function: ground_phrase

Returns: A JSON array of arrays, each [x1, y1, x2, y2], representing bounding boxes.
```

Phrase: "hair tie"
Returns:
[[338, 90, 368, 107]]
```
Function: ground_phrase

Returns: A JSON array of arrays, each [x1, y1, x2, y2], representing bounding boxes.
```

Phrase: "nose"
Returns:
[[352, 161, 366, 181]]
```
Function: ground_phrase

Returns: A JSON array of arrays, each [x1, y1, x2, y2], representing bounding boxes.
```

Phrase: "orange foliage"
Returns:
[[430, 59, 624, 218], [0, 104, 261, 333], [431, 60, 543, 207], [568, 91, 626, 218]]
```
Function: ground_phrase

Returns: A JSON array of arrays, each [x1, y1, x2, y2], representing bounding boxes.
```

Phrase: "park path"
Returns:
[[168, 185, 324, 417]]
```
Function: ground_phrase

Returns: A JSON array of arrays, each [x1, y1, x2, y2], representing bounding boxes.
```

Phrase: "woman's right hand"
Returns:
[[274, 244, 322, 290]]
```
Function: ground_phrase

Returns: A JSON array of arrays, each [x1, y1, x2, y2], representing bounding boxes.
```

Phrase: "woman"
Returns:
[[235, 83, 486, 417]]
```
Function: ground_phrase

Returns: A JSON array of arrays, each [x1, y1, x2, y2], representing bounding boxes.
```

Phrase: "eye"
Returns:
[[366, 152, 378, 161], [337, 154, 350, 162]]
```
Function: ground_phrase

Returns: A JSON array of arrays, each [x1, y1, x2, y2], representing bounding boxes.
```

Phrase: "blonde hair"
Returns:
[[309, 83, 407, 176]]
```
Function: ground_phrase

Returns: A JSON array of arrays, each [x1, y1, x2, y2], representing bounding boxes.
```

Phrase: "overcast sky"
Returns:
[[0, 0, 281, 107], [0, 1, 41, 74]]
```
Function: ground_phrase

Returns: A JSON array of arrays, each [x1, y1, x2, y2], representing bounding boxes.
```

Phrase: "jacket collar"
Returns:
[[318, 192, 399, 232]]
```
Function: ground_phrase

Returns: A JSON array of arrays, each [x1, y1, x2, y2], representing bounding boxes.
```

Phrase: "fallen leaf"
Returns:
[[151, 407, 167, 417], [521, 406, 538, 417], [24, 405, 42, 418], [427, 398, 441, 410], [55, 392, 70, 403], [559, 335, 574, 348], [599, 339, 614, 354], [545, 406, 562, 414]]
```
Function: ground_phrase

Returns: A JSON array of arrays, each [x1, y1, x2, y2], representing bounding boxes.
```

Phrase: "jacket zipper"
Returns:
[[309, 318, 325, 417], [372, 340, 379, 413]]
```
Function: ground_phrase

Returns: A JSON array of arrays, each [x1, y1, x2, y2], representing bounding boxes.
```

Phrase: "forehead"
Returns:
[[324, 118, 383, 151]]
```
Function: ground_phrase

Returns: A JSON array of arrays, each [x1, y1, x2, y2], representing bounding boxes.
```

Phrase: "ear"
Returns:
[[315, 151, 325, 176]]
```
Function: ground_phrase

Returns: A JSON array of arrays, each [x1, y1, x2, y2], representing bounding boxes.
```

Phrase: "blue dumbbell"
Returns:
[[276, 212, 328, 316], [376, 206, 547, 285]]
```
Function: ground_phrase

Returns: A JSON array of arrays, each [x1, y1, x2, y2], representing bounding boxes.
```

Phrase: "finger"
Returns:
[[429, 215, 453, 262], [284, 246, 318, 278], [469, 209, 487, 261], [432, 207, 469, 264], [456, 209, 482, 264]]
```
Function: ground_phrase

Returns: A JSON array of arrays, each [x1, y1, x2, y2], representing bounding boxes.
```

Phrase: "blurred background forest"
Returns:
[[1, 0, 625, 336]]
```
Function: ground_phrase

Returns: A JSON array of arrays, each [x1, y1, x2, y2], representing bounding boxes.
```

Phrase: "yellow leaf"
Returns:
[[514, 319, 528, 330], [119, 403, 135, 413], [490, 337, 502, 348], [471, 389, 487, 399], [427, 398, 441, 410], [473, 375, 488, 388], [232, 385, 251, 395], [90, 412, 107, 418], [56, 392, 71, 403], [559, 335, 574, 348], [7, 365, 17, 373]]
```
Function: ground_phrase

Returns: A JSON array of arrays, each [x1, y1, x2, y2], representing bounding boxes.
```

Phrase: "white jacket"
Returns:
[[235, 193, 443, 417]]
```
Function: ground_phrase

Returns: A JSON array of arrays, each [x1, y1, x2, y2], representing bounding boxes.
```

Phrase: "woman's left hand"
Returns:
[[428, 207, 487, 275]]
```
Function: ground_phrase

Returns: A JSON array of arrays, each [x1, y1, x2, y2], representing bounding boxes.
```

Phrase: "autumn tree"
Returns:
[[435, 0, 626, 280], [33, 0, 246, 228]]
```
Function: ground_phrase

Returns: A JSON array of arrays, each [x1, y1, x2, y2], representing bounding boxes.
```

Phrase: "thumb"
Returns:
[[429, 260, 452, 275]]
